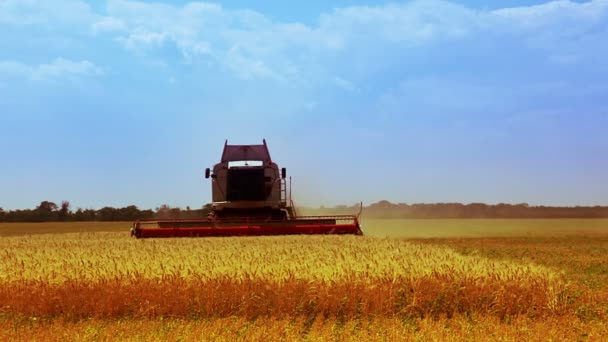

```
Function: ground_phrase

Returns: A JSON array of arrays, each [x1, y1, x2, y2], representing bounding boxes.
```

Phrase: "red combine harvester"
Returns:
[[131, 140, 363, 238]]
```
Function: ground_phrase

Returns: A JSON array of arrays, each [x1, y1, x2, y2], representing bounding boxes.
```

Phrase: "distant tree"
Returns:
[[466, 203, 489, 218], [37, 201, 58, 212], [117, 205, 141, 221], [58, 201, 71, 221], [0, 207, 5, 222], [73, 208, 86, 221], [35, 201, 58, 221], [82, 209, 97, 221], [98, 207, 117, 221], [138, 209, 155, 220]]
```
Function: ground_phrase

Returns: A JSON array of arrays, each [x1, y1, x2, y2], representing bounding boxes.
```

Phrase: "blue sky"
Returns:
[[1, 0, 607, 210]]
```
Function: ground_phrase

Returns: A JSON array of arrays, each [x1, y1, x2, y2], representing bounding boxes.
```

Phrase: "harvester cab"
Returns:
[[131, 140, 363, 238], [204, 140, 296, 220]]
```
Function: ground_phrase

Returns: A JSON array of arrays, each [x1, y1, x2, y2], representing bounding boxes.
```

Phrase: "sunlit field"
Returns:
[[1, 220, 607, 341], [363, 218, 608, 238]]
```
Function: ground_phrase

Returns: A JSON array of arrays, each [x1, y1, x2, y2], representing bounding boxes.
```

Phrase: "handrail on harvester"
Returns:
[[133, 214, 359, 225]]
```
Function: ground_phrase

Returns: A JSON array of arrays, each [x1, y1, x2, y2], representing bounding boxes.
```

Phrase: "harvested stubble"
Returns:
[[0, 233, 567, 320]]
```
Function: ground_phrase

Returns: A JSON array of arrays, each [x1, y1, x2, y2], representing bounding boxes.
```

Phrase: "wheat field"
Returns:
[[0, 220, 607, 340]]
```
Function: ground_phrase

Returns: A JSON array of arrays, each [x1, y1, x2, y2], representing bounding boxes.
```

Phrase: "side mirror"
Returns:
[[281, 167, 287, 179], [205, 168, 211, 179]]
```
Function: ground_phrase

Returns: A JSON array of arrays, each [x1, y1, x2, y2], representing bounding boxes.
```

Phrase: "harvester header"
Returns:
[[131, 140, 363, 238]]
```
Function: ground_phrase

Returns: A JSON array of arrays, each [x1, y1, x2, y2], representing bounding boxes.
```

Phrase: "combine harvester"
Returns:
[[131, 140, 363, 238]]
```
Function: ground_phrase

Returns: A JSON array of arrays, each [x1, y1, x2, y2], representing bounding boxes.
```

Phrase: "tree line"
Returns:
[[300, 201, 608, 219], [1, 200, 607, 223], [0, 201, 212, 223], [303, 201, 608, 219]]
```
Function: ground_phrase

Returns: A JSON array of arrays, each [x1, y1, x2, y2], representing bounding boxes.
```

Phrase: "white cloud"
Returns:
[[100, 0, 310, 80], [117, 29, 168, 50], [85, 0, 608, 83], [91, 16, 127, 34], [36, 58, 104, 80], [0, 58, 104, 82], [491, 0, 608, 43], [493, 0, 608, 26], [0, 0, 96, 27], [224, 45, 284, 81], [2, 0, 608, 84], [319, 1, 478, 44]]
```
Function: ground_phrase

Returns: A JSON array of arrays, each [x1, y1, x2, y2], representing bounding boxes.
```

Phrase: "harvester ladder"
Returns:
[[280, 178, 287, 204], [281, 177, 298, 217]]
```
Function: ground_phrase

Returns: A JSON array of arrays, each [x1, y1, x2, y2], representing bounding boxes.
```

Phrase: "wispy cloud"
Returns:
[[91, 16, 127, 34], [83, 0, 607, 82], [0, 0, 95, 27], [0, 58, 104, 82], [493, 0, 608, 28], [0, 0, 605, 119], [3, 0, 607, 83], [0, 0, 606, 95]]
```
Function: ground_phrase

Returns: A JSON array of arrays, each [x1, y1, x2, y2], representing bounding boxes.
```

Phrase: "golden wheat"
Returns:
[[0, 233, 567, 321]]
